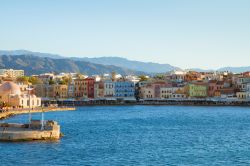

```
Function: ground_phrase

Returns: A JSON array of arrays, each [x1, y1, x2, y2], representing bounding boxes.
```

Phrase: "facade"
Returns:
[[208, 80, 224, 97], [187, 83, 208, 98], [94, 81, 104, 99], [74, 79, 85, 98], [53, 84, 68, 99], [160, 87, 186, 99], [140, 86, 154, 99], [0, 69, 24, 78], [84, 78, 95, 98], [114, 81, 135, 98], [34, 84, 54, 98], [104, 80, 115, 97], [67, 82, 75, 98]]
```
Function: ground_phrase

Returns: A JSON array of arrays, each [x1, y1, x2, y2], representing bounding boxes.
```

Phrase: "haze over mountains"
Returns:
[[0, 50, 249, 75]]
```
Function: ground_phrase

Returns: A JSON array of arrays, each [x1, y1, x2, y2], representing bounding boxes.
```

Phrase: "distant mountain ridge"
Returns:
[[0, 50, 180, 73], [0, 50, 63, 59], [72, 57, 180, 73], [0, 55, 145, 75], [0, 50, 249, 74]]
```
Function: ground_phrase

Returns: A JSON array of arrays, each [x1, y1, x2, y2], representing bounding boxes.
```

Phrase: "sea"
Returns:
[[1, 105, 250, 166]]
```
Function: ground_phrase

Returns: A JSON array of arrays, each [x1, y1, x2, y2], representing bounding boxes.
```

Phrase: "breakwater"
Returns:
[[0, 107, 76, 120], [43, 99, 250, 107]]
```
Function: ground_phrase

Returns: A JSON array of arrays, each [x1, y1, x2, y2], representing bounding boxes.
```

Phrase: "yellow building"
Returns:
[[53, 84, 68, 99], [187, 83, 208, 98]]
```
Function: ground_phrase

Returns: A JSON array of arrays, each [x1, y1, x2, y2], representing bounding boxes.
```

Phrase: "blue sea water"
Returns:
[[1, 106, 250, 166]]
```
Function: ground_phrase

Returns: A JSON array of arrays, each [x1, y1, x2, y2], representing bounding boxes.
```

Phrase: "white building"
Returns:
[[104, 80, 115, 97], [0, 69, 24, 78], [0, 82, 41, 108]]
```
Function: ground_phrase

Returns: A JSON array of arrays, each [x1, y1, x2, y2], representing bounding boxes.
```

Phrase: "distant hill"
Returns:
[[0, 55, 145, 75], [72, 57, 180, 73], [1, 50, 250, 74], [0, 50, 63, 59], [218, 66, 250, 73]]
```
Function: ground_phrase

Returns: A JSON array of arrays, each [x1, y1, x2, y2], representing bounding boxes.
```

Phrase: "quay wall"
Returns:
[[0, 122, 60, 141], [0, 107, 75, 120], [46, 99, 250, 107]]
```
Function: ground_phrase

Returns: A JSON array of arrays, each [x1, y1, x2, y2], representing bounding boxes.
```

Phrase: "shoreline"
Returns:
[[49, 99, 250, 107], [0, 107, 76, 120]]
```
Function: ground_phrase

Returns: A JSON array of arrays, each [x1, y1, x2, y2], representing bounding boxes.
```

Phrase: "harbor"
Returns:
[[0, 106, 76, 120]]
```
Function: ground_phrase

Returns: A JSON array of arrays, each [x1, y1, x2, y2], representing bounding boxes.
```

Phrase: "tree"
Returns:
[[28, 76, 42, 85], [49, 80, 55, 85], [154, 74, 165, 80], [62, 76, 72, 85], [16, 76, 29, 84], [139, 75, 149, 82]]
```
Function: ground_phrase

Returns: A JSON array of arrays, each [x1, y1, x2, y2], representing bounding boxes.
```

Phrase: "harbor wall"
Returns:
[[0, 107, 75, 120], [0, 121, 60, 141], [45, 99, 250, 107]]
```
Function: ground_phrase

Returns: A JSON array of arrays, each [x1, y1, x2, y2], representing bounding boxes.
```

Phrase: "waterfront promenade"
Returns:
[[50, 99, 250, 107], [0, 107, 76, 120]]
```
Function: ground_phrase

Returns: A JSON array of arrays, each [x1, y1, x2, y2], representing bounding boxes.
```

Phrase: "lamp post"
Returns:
[[41, 104, 44, 130], [26, 86, 34, 125]]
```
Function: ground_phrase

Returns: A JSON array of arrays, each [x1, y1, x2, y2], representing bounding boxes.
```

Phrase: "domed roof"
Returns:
[[0, 81, 21, 95]]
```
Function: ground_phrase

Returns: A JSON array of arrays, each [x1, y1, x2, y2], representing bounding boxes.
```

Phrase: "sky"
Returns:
[[0, 0, 250, 69]]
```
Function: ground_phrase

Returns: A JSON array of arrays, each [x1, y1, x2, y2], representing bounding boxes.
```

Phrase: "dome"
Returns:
[[0, 81, 21, 95]]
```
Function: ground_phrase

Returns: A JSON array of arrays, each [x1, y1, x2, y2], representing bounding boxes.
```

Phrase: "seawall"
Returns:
[[45, 100, 250, 107], [0, 107, 76, 120]]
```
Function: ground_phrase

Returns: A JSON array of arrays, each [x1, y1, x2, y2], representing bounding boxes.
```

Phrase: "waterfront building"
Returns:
[[84, 78, 95, 98], [218, 88, 236, 99], [160, 87, 175, 99], [104, 80, 115, 97], [160, 86, 186, 99], [152, 82, 171, 98], [186, 82, 208, 98], [0, 81, 41, 108], [236, 91, 249, 100], [67, 82, 75, 98], [140, 81, 170, 99], [208, 80, 224, 97], [74, 79, 86, 98], [0, 69, 24, 78], [114, 81, 135, 99], [94, 81, 104, 99], [53, 84, 68, 99], [34, 84, 54, 99], [140, 86, 154, 99]]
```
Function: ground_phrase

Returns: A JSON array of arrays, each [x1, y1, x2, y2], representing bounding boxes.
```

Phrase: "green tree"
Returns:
[[49, 80, 55, 85], [154, 74, 165, 80], [139, 75, 149, 82], [16, 76, 29, 84], [28, 76, 42, 85]]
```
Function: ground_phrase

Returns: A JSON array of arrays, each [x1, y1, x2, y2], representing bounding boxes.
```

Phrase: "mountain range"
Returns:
[[0, 50, 249, 75], [0, 54, 145, 75]]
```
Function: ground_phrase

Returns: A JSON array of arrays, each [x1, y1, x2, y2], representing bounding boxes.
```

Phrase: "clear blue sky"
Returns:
[[0, 0, 250, 69]]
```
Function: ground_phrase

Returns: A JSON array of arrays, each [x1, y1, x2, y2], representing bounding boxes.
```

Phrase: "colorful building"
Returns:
[[104, 80, 115, 97], [186, 82, 208, 98], [114, 81, 135, 98], [53, 84, 68, 99]]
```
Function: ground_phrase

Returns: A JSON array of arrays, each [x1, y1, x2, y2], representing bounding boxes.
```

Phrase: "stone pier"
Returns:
[[0, 120, 60, 141]]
